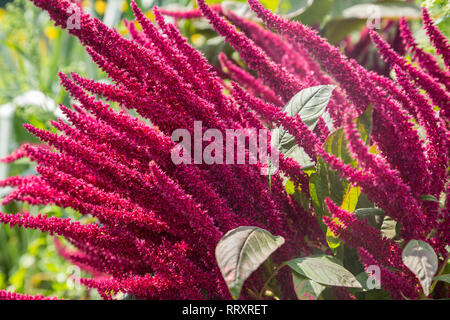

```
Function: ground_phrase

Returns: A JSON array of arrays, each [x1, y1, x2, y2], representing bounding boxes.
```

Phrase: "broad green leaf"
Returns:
[[339, 1, 421, 20], [215, 226, 285, 299], [341, 185, 361, 212], [291, 0, 334, 26], [355, 104, 373, 143], [362, 289, 392, 300], [420, 194, 439, 203], [281, 85, 335, 130], [323, 127, 355, 165], [433, 274, 450, 284], [325, 226, 342, 255], [324, 19, 367, 45], [287, 255, 362, 288], [285, 179, 296, 195], [329, 0, 374, 16], [380, 216, 399, 240], [285, 179, 311, 211], [326, 184, 360, 253], [221, 1, 258, 20], [325, 1, 421, 43], [354, 208, 384, 216], [292, 271, 325, 300], [271, 85, 335, 168], [355, 208, 385, 229], [402, 240, 438, 296], [278, 0, 314, 17], [261, 0, 280, 12], [309, 159, 346, 232], [356, 271, 370, 291], [323, 105, 373, 166]]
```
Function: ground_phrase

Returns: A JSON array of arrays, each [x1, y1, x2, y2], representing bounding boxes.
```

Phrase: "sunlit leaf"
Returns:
[[292, 271, 325, 300], [215, 226, 285, 299], [402, 240, 438, 296], [287, 255, 362, 288]]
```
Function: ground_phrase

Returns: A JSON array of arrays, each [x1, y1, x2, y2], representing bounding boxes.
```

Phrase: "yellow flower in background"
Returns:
[[145, 10, 155, 21], [134, 20, 142, 31], [0, 8, 5, 22], [191, 34, 206, 47], [44, 26, 59, 40], [122, 1, 129, 12], [95, 0, 107, 15], [82, 0, 92, 8], [118, 21, 129, 36]]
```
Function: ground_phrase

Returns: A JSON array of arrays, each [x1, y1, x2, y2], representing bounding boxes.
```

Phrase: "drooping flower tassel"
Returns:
[[399, 17, 450, 90], [0, 290, 59, 300], [422, 7, 450, 68], [196, 0, 306, 102], [369, 29, 450, 119]]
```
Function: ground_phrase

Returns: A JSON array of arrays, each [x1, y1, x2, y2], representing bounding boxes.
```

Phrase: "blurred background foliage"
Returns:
[[0, 0, 448, 299]]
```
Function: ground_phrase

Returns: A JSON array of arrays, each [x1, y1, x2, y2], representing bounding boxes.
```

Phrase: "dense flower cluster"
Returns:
[[0, 0, 448, 300], [0, 290, 58, 300]]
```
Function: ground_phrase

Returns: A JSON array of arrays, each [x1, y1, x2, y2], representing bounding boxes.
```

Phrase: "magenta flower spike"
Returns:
[[196, 0, 306, 101], [399, 17, 450, 91], [0, 290, 59, 300], [422, 7, 450, 68], [369, 29, 450, 119]]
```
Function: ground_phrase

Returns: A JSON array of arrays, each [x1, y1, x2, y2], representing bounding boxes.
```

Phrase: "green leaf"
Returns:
[[323, 105, 373, 166], [291, 0, 334, 26], [354, 208, 384, 216], [221, 1, 258, 19], [355, 104, 373, 143], [402, 240, 438, 296], [339, 1, 421, 20], [326, 227, 341, 251], [282, 85, 336, 129], [323, 127, 355, 165], [292, 271, 326, 300], [362, 289, 392, 300], [325, 183, 360, 254], [355, 271, 370, 291], [261, 0, 280, 12], [380, 216, 399, 240], [355, 208, 385, 229], [324, 19, 367, 45], [420, 194, 439, 203], [287, 255, 362, 288], [285, 179, 311, 211], [278, 0, 314, 17], [309, 159, 346, 232], [324, 1, 421, 43], [433, 274, 450, 284], [271, 85, 335, 168], [341, 185, 361, 212], [215, 226, 285, 299]]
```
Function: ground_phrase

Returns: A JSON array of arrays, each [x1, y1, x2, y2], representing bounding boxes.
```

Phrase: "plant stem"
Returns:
[[246, 287, 259, 299], [257, 262, 287, 300], [430, 252, 449, 294]]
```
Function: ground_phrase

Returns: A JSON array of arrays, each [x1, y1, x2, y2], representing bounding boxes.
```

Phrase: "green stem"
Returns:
[[430, 252, 449, 295], [246, 287, 259, 300], [257, 262, 287, 300]]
